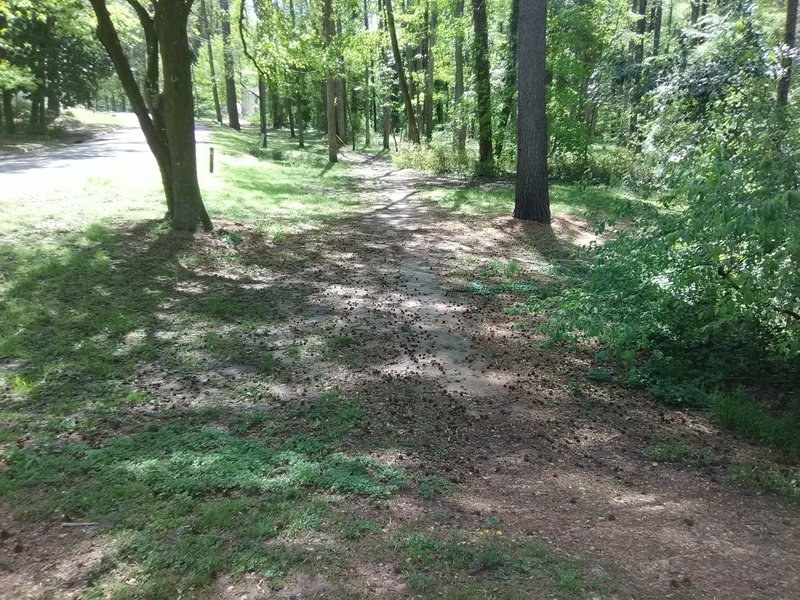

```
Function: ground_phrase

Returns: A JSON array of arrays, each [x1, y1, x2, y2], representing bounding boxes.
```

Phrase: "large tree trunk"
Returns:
[[495, 0, 519, 159], [91, 0, 211, 231], [335, 78, 348, 144], [199, 0, 223, 123], [155, 0, 212, 231], [472, 0, 493, 167], [453, 0, 466, 152], [385, 0, 420, 144], [513, 0, 550, 223], [778, 0, 799, 106], [218, 0, 240, 130], [3, 90, 14, 135], [423, 2, 437, 142], [323, 0, 338, 162]]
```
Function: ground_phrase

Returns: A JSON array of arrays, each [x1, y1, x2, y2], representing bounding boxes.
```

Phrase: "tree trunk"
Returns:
[[453, 0, 466, 152], [652, 0, 663, 56], [3, 90, 14, 134], [385, 0, 420, 144], [335, 78, 348, 144], [323, 0, 338, 162], [472, 0, 493, 167], [514, 0, 550, 223], [219, 0, 240, 130], [423, 1, 437, 141], [777, 0, 799, 106], [495, 0, 519, 159], [364, 0, 372, 146], [289, 99, 295, 137], [258, 74, 268, 146], [383, 105, 391, 149], [199, 0, 223, 123], [628, 0, 648, 149], [154, 0, 212, 231]]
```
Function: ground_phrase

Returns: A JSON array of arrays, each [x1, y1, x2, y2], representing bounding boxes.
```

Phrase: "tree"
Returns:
[[385, 0, 420, 144], [218, 0, 240, 130], [471, 0, 492, 168], [495, 0, 519, 159], [198, 0, 223, 123], [777, 0, 798, 106], [323, 0, 338, 161], [89, 0, 212, 232], [452, 0, 466, 152], [513, 0, 550, 223]]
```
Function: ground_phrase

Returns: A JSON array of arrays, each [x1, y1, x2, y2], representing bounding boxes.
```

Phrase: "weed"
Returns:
[[644, 440, 709, 464]]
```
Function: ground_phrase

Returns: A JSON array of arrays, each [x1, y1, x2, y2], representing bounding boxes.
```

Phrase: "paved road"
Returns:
[[0, 113, 210, 202], [0, 113, 162, 201]]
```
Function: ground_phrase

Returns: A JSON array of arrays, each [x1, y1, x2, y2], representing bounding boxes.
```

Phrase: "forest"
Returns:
[[0, 0, 799, 596]]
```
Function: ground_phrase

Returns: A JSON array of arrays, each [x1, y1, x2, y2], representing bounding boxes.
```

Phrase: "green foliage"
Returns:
[[644, 440, 710, 464], [394, 141, 475, 174]]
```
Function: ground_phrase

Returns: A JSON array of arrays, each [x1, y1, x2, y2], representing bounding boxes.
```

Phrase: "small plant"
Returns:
[[728, 462, 800, 502], [258, 351, 281, 375], [417, 475, 456, 500]]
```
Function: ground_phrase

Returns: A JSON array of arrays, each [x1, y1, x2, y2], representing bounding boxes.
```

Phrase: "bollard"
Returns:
[[209, 147, 215, 173]]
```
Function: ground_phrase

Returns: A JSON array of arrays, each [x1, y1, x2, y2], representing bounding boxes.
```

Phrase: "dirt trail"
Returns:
[[1, 150, 798, 598], [275, 154, 800, 598]]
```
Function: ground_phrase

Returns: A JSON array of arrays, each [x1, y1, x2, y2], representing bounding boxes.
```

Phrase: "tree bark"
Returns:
[[218, 0, 240, 130], [453, 0, 466, 152], [495, 0, 519, 159], [323, 0, 338, 161], [364, 0, 372, 146], [777, 0, 799, 106], [472, 0, 493, 167], [514, 0, 550, 223], [385, 0, 420, 144], [154, 0, 212, 231], [199, 0, 223, 123]]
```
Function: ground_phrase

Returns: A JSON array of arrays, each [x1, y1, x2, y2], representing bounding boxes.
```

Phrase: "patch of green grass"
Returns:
[[338, 518, 382, 540], [0, 424, 403, 595], [644, 440, 710, 464], [728, 462, 800, 502], [710, 393, 800, 458], [417, 475, 457, 500], [424, 184, 658, 228], [389, 529, 613, 597]]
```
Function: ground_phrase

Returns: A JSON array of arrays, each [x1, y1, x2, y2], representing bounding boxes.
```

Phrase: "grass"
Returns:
[[389, 527, 614, 598], [644, 440, 710, 464]]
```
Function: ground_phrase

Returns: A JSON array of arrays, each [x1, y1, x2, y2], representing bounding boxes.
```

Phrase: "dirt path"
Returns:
[[1, 149, 798, 598], [256, 155, 800, 598]]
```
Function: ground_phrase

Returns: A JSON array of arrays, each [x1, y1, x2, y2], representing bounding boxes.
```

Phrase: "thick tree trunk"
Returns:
[[423, 2, 437, 141], [652, 0, 663, 56], [453, 0, 466, 152], [385, 0, 420, 144], [777, 0, 799, 106], [495, 0, 519, 159], [472, 0, 493, 167], [155, 0, 212, 231], [199, 0, 223, 123], [514, 0, 550, 223], [219, 0, 240, 130], [323, 0, 338, 162], [3, 90, 14, 135]]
